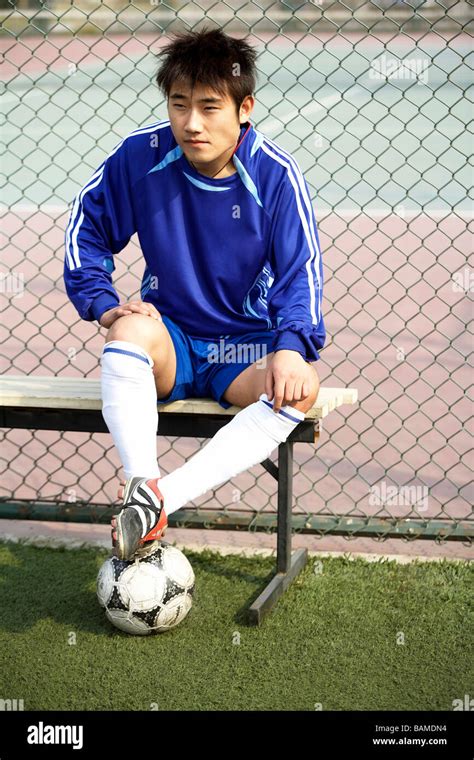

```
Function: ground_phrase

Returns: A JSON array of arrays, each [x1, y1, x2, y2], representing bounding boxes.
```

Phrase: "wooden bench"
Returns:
[[0, 375, 358, 625]]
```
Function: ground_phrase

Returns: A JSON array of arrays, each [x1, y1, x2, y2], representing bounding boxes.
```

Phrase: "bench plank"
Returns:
[[0, 375, 357, 419]]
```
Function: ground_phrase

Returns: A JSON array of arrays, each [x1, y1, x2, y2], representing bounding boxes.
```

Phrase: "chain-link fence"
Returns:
[[1, 1, 472, 542]]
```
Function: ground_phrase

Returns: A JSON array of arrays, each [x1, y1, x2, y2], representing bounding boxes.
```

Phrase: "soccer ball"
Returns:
[[97, 542, 195, 635]]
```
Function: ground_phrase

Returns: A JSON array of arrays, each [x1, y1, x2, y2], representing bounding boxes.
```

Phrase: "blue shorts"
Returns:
[[157, 315, 276, 409]]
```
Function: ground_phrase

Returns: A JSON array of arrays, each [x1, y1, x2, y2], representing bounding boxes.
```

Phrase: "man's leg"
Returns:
[[155, 353, 319, 513], [114, 351, 320, 558], [101, 313, 177, 479]]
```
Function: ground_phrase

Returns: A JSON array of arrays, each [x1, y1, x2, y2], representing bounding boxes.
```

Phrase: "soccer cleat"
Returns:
[[111, 477, 167, 560]]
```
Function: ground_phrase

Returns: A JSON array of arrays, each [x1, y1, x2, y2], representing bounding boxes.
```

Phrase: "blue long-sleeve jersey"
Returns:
[[64, 120, 325, 361]]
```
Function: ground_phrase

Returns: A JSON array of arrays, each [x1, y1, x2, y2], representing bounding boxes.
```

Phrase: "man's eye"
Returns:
[[205, 107, 217, 111]]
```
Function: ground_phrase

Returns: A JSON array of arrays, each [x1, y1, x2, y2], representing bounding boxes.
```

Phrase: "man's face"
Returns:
[[167, 80, 253, 171]]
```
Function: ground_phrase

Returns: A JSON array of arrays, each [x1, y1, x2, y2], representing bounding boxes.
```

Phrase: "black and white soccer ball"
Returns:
[[97, 542, 195, 635]]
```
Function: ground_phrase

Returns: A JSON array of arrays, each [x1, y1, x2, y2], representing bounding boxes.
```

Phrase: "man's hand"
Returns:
[[265, 350, 315, 413], [99, 300, 162, 329]]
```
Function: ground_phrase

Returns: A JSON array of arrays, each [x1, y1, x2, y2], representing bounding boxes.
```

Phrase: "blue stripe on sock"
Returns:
[[103, 346, 150, 364], [260, 398, 303, 424]]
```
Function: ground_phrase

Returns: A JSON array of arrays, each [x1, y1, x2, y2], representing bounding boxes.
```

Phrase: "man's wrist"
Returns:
[[91, 293, 120, 324], [274, 348, 306, 361], [273, 330, 308, 360]]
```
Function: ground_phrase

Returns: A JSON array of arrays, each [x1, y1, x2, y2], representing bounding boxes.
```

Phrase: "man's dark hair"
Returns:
[[155, 28, 258, 113]]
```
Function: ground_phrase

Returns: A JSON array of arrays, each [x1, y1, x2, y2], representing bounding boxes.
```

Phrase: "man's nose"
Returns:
[[184, 109, 203, 133]]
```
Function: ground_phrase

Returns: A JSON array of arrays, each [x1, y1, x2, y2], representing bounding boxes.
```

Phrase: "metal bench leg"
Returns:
[[248, 440, 308, 625]]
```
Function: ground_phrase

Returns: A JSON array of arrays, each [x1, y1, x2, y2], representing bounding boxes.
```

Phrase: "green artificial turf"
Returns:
[[0, 540, 472, 711]]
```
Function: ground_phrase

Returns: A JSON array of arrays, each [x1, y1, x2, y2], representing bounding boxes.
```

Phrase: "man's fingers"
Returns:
[[283, 380, 296, 407], [126, 303, 152, 315], [100, 302, 160, 329], [272, 378, 286, 413], [147, 303, 162, 320], [123, 301, 161, 320], [114, 308, 133, 320], [294, 381, 304, 402], [138, 301, 161, 320]]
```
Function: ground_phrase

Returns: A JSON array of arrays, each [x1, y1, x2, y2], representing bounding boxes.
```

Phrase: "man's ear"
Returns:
[[239, 95, 255, 124]]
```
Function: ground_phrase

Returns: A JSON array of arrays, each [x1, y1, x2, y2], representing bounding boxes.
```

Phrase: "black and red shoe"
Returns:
[[111, 477, 167, 560]]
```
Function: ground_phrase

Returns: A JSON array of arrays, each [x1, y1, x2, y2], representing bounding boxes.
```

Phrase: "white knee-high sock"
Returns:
[[101, 340, 160, 479], [159, 394, 305, 515]]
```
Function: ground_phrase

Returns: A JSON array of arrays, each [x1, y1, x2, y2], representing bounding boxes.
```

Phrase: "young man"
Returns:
[[64, 28, 325, 561]]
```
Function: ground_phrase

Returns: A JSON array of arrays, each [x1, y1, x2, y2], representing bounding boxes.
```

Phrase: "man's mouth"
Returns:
[[185, 140, 208, 145]]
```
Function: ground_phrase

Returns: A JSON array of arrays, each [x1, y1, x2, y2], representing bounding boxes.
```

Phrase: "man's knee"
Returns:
[[105, 313, 166, 352]]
